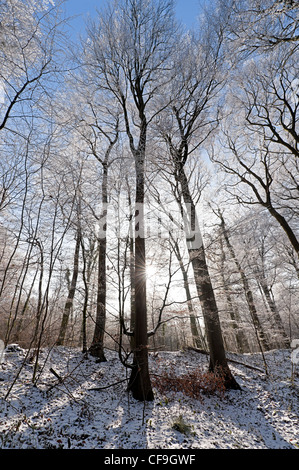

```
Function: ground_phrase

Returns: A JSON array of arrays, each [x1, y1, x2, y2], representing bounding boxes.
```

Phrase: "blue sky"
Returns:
[[64, 0, 205, 37]]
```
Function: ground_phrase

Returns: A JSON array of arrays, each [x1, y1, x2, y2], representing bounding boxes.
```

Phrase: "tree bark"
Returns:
[[80, 236, 97, 353], [127, 185, 136, 352], [89, 237, 107, 361], [128, 152, 154, 401], [89, 164, 108, 361]]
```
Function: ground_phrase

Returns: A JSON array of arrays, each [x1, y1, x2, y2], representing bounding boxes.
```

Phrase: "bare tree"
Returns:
[[0, 0, 73, 349], [212, 50, 299, 256], [84, 0, 178, 400], [73, 97, 120, 361], [155, 24, 240, 388], [0, 0, 67, 133], [210, 0, 299, 260]]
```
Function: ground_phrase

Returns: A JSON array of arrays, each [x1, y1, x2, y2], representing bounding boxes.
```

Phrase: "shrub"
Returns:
[[152, 365, 226, 402]]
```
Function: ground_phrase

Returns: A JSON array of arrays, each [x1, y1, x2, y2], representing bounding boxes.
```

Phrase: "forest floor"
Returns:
[[0, 344, 298, 450]]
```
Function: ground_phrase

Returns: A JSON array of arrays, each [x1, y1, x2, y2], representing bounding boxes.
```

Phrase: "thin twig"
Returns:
[[88, 377, 129, 391]]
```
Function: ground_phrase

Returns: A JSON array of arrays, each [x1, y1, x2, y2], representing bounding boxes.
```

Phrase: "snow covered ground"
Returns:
[[0, 344, 298, 450]]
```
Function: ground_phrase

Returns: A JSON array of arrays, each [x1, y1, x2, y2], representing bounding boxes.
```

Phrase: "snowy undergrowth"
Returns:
[[0, 345, 298, 449]]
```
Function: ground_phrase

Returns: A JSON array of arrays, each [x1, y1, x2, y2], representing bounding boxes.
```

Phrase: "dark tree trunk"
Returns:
[[127, 187, 136, 351], [89, 164, 108, 361], [80, 236, 96, 353], [190, 246, 240, 389], [89, 237, 107, 361], [128, 232, 154, 401], [80, 241, 88, 354], [128, 152, 154, 401]]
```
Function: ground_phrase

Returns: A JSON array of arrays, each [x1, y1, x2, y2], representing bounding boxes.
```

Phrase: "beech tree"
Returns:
[[3, 0, 298, 406], [155, 23, 240, 388], [0, 0, 67, 134], [77, 103, 120, 361], [211, 0, 299, 257], [0, 0, 70, 348], [212, 51, 299, 257], [84, 0, 178, 400]]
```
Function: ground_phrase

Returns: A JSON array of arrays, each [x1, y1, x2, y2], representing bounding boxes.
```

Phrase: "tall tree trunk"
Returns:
[[80, 236, 97, 352], [128, 151, 154, 401], [89, 237, 107, 360], [127, 186, 136, 351], [89, 164, 108, 361], [177, 168, 240, 390], [57, 227, 81, 346], [34, 240, 44, 347], [81, 247, 88, 354]]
